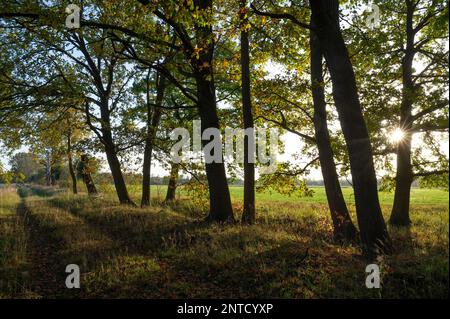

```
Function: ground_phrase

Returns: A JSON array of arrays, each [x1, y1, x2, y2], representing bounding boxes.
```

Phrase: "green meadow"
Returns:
[[120, 184, 449, 206]]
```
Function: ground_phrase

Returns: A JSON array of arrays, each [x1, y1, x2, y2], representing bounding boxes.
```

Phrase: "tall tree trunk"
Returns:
[[79, 154, 98, 196], [67, 132, 78, 194], [391, 134, 413, 226], [310, 25, 357, 241], [390, 3, 415, 226], [104, 143, 134, 205], [165, 163, 179, 202], [240, 0, 256, 225], [50, 167, 56, 186], [310, 0, 391, 258], [194, 0, 234, 223], [45, 173, 51, 186], [45, 151, 51, 186], [141, 72, 166, 207], [99, 98, 135, 205], [196, 76, 235, 223]]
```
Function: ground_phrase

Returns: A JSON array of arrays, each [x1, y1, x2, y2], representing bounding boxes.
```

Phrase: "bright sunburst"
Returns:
[[390, 128, 406, 144]]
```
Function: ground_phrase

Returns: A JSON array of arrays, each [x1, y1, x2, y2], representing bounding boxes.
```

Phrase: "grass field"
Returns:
[[0, 184, 448, 298], [106, 184, 450, 206]]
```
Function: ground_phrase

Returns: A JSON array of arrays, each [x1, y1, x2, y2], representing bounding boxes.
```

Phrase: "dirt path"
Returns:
[[16, 199, 69, 298]]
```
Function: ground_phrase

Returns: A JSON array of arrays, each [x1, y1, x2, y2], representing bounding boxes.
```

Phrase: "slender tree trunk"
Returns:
[[104, 143, 134, 205], [165, 163, 179, 202], [194, 0, 234, 223], [141, 72, 166, 207], [310, 25, 357, 241], [79, 154, 98, 196], [391, 135, 413, 226], [310, 0, 391, 258], [45, 151, 51, 186], [196, 76, 235, 223], [390, 3, 415, 226], [67, 132, 78, 194], [50, 167, 56, 186], [99, 97, 135, 205], [103, 140, 133, 205], [240, 0, 256, 224]]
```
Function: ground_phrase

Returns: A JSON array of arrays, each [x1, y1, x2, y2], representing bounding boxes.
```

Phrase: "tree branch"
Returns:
[[413, 170, 449, 177], [250, 3, 312, 30]]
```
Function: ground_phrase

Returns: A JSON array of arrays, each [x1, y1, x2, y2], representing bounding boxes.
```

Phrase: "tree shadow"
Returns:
[[389, 224, 414, 253], [16, 184, 63, 198], [47, 196, 214, 256]]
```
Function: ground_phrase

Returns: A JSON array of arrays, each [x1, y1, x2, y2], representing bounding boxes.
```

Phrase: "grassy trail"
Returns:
[[11, 185, 118, 298], [15, 199, 63, 298], [0, 186, 29, 298]]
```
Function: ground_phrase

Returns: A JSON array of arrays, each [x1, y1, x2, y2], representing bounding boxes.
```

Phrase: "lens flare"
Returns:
[[390, 128, 406, 144]]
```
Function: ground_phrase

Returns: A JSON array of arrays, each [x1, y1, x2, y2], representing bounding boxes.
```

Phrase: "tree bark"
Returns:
[[240, 0, 256, 225], [141, 72, 166, 207], [196, 76, 235, 223], [391, 134, 413, 226], [79, 154, 98, 196], [390, 2, 415, 226], [194, 0, 234, 223], [310, 25, 357, 241], [45, 151, 52, 186], [99, 96, 135, 205], [50, 167, 56, 186], [165, 163, 179, 202], [104, 142, 134, 205], [67, 132, 78, 194], [310, 0, 391, 258]]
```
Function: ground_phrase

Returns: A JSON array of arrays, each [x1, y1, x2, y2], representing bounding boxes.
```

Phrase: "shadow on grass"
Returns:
[[17, 184, 64, 199], [14, 186, 134, 298], [48, 196, 218, 255]]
